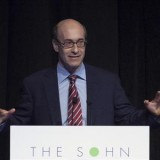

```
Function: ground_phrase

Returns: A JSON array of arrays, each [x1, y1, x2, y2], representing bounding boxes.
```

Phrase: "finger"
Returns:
[[144, 104, 156, 115], [0, 108, 8, 115], [8, 108, 16, 115], [0, 108, 6, 112], [144, 100, 155, 111], [8, 108, 16, 113], [144, 100, 149, 106], [154, 91, 160, 102], [0, 108, 15, 116]]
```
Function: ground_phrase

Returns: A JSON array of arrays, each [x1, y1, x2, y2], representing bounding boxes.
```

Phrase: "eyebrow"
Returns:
[[63, 38, 85, 42]]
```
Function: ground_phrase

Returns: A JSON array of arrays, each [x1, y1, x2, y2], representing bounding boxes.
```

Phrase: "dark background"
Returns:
[[0, 0, 160, 159]]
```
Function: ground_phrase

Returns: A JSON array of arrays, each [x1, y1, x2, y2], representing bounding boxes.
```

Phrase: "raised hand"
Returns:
[[0, 108, 15, 124], [144, 91, 160, 116]]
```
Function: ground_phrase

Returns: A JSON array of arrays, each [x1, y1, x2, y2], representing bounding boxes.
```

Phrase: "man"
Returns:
[[0, 19, 160, 127]]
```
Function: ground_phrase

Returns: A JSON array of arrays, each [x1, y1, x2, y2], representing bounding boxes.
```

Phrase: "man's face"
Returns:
[[53, 20, 86, 73]]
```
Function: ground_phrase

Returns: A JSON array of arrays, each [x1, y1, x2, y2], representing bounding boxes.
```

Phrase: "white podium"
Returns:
[[10, 126, 149, 160]]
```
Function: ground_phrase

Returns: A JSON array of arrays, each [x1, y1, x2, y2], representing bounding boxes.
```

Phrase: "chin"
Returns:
[[68, 64, 80, 72]]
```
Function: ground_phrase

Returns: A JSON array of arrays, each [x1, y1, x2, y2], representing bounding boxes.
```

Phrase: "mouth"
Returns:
[[69, 55, 80, 59]]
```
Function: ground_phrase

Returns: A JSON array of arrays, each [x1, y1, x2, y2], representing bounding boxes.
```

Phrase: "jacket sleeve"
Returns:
[[113, 75, 151, 125]]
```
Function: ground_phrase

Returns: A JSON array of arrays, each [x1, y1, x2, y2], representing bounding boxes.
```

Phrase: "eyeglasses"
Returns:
[[56, 39, 87, 49]]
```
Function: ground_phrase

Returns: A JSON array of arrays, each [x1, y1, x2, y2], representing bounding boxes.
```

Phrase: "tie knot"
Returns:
[[69, 75, 77, 84]]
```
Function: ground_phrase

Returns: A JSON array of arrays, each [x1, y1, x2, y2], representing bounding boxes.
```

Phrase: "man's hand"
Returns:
[[0, 108, 15, 124], [144, 91, 160, 116]]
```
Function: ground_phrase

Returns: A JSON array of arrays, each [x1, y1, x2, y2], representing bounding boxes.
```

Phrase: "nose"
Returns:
[[72, 44, 79, 54]]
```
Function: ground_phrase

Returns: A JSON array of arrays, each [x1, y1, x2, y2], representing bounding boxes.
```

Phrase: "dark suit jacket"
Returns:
[[8, 64, 150, 126]]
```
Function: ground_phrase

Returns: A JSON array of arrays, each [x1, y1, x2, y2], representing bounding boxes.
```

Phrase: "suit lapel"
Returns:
[[43, 68, 62, 125], [42, 65, 99, 126], [85, 64, 99, 125]]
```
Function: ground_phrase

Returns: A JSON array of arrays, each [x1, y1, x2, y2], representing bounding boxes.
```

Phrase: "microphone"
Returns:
[[73, 97, 78, 104]]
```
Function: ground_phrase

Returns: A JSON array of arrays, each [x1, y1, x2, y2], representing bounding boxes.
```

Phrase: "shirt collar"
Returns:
[[57, 62, 86, 84]]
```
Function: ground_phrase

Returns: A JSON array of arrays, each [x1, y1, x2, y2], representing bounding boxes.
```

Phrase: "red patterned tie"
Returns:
[[68, 75, 82, 125]]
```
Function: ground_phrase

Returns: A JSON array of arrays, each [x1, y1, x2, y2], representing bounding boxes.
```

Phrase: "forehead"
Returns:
[[57, 21, 85, 41]]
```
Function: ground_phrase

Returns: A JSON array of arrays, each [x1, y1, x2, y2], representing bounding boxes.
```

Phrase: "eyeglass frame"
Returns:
[[55, 39, 87, 49]]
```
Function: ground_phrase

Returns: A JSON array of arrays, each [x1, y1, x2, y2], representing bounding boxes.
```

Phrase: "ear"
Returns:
[[52, 40, 59, 52]]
